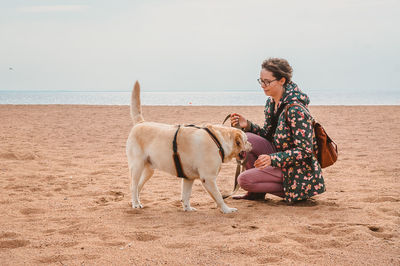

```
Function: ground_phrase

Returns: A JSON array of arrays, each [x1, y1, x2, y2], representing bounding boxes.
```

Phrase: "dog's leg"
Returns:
[[130, 163, 144, 208], [200, 176, 238, 214], [138, 166, 154, 193], [181, 178, 196, 211]]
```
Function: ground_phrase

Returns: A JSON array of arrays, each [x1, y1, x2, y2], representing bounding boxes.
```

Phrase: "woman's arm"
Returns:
[[246, 120, 271, 138], [245, 98, 273, 138], [269, 105, 314, 168]]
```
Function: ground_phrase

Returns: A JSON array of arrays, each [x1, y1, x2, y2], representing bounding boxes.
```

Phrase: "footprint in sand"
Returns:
[[227, 246, 260, 257], [95, 197, 109, 205], [0, 152, 38, 160], [362, 196, 399, 203], [125, 232, 160, 242], [302, 223, 337, 235], [60, 241, 79, 247], [164, 242, 192, 249], [0, 232, 29, 249], [368, 225, 382, 232], [36, 254, 100, 265], [248, 225, 259, 230], [0, 232, 19, 239], [258, 235, 283, 244], [367, 225, 394, 240], [134, 232, 160, 242], [95, 191, 125, 205], [0, 239, 30, 249], [109, 190, 124, 201], [35, 255, 70, 264], [100, 241, 127, 247], [20, 208, 45, 215], [257, 256, 282, 264]]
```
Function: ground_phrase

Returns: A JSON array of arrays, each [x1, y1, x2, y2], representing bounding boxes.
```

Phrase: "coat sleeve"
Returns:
[[244, 98, 272, 138], [269, 105, 314, 168]]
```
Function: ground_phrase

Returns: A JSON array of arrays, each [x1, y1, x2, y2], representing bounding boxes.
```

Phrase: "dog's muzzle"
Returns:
[[238, 151, 246, 160]]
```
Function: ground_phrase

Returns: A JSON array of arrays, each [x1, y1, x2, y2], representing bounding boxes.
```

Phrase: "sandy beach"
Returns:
[[0, 105, 399, 265]]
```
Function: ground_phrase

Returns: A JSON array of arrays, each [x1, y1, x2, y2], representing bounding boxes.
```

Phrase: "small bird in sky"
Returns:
[[9, 67, 14, 70]]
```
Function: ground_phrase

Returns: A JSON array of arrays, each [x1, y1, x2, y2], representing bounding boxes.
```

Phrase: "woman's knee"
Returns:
[[245, 132, 263, 155], [245, 132, 260, 147], [238, 170, 273, 193], [245, 132, 275, 155], [237, 172, 252, 191]]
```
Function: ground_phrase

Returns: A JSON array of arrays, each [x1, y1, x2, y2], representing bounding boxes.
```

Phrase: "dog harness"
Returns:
[[172, 125, 225, 179]]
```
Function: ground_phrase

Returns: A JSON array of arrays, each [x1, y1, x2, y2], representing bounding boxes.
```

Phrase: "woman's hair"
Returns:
[[261, 58, 293, 86]]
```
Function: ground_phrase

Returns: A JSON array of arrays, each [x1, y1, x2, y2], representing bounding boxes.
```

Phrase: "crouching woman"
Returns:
[[231, 58, 325, 203]]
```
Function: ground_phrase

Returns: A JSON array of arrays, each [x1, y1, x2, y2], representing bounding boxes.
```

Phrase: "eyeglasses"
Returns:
[[257, 78, 277, 87]]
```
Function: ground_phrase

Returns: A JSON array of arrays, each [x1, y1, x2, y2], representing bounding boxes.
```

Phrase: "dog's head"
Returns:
[[204, 124, 252, 162], [232, 129, 252, 161]]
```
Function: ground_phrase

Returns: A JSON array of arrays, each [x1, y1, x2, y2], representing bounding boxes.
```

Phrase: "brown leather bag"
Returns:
[[285, 104, 338, 168]]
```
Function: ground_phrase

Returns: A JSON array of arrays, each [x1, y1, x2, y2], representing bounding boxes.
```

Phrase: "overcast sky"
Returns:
[[1, 0, 399, 92]]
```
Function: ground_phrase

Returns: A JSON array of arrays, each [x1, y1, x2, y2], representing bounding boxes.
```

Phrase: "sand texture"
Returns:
[[0, 105, 399, 265]]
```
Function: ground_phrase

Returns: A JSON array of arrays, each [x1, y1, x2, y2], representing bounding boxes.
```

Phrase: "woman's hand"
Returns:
[[254, 154, 272, 169], [230, 113, 248, 129]]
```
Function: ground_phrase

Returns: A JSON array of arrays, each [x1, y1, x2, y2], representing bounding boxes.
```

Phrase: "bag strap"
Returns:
[[284, 103, 314, 125], [285, 104, 338, 153], [284, 103, 316, 156]]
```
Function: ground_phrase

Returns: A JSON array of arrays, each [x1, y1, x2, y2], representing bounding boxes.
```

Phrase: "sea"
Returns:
[[0, 89, 399, 106]]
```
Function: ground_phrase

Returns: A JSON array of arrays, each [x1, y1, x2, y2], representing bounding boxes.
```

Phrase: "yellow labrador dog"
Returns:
[[126, 81, 251, 213]]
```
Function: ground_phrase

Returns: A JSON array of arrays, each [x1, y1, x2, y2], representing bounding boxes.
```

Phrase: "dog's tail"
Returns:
[[130, 81, 144, 124]]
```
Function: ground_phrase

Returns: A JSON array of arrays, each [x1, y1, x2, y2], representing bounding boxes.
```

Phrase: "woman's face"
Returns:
[[259, 69, 284, 98]]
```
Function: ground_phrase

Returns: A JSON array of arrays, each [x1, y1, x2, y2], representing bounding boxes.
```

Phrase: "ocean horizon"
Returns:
[[0, 89, 399, 106]]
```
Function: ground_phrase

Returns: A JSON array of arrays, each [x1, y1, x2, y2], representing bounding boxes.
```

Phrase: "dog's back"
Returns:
[[128, 121, 218, 178]]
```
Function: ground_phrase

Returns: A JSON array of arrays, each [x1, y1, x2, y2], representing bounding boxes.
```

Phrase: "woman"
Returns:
[[231, 58, 325, 203]]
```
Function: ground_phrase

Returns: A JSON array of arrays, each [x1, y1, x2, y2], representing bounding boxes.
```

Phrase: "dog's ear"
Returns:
[[234, 131, 243, 149]]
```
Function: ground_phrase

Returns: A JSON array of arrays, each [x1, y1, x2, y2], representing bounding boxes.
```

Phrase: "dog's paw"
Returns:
[[132, 202, 143, 209], [183, 206, 197, 212], [221, 207, 238, 214]]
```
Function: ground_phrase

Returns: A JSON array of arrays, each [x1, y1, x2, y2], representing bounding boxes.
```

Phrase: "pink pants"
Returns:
[[237, 133, 285, 197]]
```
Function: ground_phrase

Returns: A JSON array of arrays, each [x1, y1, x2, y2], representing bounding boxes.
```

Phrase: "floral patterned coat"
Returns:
[[246, 82, 325, 202]]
